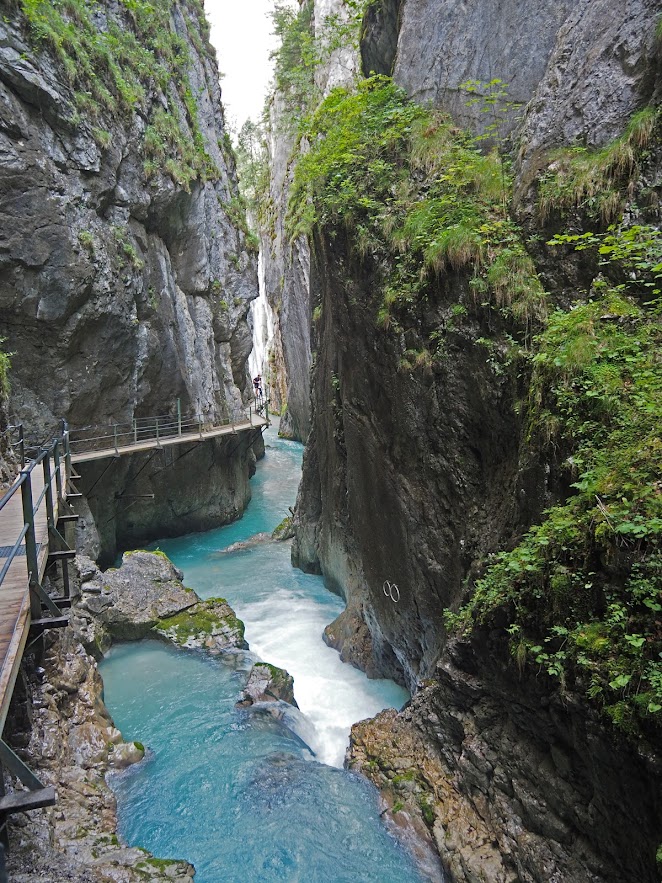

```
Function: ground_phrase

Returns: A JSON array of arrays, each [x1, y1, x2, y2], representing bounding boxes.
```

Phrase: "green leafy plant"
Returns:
[[288, 77, 546, 341], [449, 224, 662, 734]]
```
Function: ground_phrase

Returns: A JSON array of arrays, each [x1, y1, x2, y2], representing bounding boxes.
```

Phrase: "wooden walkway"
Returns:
[[0, 454, 68, 734], [71, 413, 269, 464]]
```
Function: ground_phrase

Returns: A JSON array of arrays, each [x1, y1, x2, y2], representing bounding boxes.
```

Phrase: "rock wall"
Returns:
[[348, 634, 662, 883], [292, 232, 541, 689], [260, 0, 361, 442], [260, 93, 312, 442], [0, 2, 261, 554], [367, 0, 660, 162], [289, 1, 662, 879], [293, 0, 661, 706]]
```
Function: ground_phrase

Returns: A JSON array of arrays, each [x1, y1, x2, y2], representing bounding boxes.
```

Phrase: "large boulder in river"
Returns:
[[237, 663, 298, 708], [76, 550, 197, 641], [153, 597, 248, 652]]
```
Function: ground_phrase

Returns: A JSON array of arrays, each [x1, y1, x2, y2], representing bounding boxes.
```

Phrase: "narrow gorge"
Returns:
[[0, 0, 660, 882]]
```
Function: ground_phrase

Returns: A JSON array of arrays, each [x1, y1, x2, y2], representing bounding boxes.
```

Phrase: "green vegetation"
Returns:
[[270, 0, 366, 128], [446, 223, 662, 735], [154, 598, 245, 645], [537, 107, 660, 224], [17, 0, 217, 189], [234, 119, 270, 233], [0, 342, 12, 399], [271, 0, 318, 125], [288, 77, 545, 340], [271, 515, 293, 539]]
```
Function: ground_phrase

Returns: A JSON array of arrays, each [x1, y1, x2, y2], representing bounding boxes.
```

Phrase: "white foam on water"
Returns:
[[235, 590, 409, 767]]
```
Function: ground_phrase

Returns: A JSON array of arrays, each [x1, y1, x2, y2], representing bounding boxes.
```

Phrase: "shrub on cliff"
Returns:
[[287, 76, 546, 342], [16, 0, 218, 188], [447, 222, 662, 737]]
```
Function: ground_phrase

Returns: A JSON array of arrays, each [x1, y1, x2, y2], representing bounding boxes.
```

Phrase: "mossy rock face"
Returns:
[[272, 516, 295, 541], [153, 598, 248, 651], [237, 662, 298, 707]]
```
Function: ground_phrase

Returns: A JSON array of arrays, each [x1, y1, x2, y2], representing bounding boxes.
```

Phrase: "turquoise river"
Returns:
[[100, 423, 430, 882]]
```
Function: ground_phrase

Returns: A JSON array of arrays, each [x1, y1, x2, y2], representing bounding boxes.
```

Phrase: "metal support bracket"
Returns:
[[29, 582, 63, 618], [0, 741, 45, 792]]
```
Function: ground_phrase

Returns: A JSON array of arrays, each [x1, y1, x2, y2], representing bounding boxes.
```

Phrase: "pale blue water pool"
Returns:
[[101, 424, 428, 882]]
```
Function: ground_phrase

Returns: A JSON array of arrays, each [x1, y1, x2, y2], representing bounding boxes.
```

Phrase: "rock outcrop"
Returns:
[[293, 231, 535, 689], [0, 2, 262, 559], [286, 1, 662, 880], [237, 662, 298, 707], [74, 551, 248, 654], [348, 635, 662, 883], [260, 0, 361, 442], [365, 0, 660, 170], [260, 94, 313, 443], [5, 549, 298, 880]]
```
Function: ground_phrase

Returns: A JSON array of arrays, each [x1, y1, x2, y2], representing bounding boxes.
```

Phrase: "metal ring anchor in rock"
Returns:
[[382, 580, 400, 603]]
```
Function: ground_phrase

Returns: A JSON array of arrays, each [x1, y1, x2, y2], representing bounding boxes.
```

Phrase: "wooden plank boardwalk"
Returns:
[[0, 459, 66, 733], [71, 413, 269, 464]]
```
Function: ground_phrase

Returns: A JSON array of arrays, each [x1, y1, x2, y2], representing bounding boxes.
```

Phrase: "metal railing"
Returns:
[[0, 421, 72, 618], [65, 397, 269, 457]]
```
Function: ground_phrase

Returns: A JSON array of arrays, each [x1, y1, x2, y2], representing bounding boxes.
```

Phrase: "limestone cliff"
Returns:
[[260, 92, 312, 442], [259, 0, 361, 442], [287, 0, 662, 879], [0, 0, 261, 559]]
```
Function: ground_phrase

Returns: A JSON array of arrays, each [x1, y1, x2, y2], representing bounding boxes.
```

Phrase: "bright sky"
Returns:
[[205, 0, 281, 133]]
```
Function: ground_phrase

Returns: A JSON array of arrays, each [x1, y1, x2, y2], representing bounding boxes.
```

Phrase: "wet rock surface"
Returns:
[[348, 636, 662, 883], [6, 548, 299, 880], [237, 663, 298, 708]]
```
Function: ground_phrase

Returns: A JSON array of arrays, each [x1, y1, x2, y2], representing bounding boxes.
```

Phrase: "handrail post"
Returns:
[[266, 397, 269, 427], [177, 398, 182, 436], [133, 418, 137, 444], [113, 423, 119, 455], [53, 439, 63, 504], [18, 424, 25, 468], [249, 406, 253, 426], [198, 412, 203, 439], [20, 468, 41, 618], [62, 420, 72, 483], [42, 449, 55, 531], [156, 416, 160, 447]]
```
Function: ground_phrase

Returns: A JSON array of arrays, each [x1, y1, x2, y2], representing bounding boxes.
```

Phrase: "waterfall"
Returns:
[[249, 251, 274, 385]]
